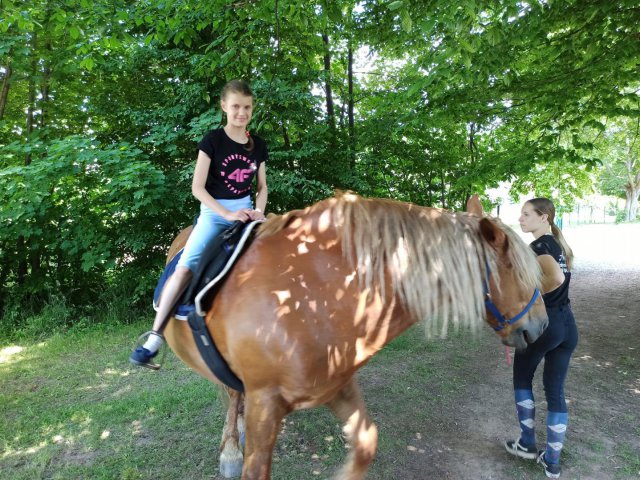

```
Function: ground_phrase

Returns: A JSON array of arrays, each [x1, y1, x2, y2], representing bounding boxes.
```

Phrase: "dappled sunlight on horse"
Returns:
[[162, 192, 547, 479]]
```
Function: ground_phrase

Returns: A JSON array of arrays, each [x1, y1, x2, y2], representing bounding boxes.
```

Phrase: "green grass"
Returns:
[[2, 319, 638, 479], [0, 321, 471, 480], [613, 443, 640, 480], [0, 322, 224, 480]]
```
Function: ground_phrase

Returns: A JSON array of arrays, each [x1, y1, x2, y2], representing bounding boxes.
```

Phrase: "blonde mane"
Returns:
[[258, 192, 540, 335]]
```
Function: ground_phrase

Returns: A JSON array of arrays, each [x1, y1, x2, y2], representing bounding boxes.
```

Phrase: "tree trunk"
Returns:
[[623, 159, 640, 221], [40, 42, 51, 128], [0, 62, 11, 120], [282, 122, 293, 170], [468, 122, 477, 165], [322, 33, 336, 134], [625, 186, 639, 221], [347, 44, 355, 170], [282, 123, 291, 150], [25, 34, 38, 166]]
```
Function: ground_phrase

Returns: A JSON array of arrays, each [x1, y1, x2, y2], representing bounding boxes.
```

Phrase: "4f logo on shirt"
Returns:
[[221, 153, 257, 195], [228, 168, 255, 183]]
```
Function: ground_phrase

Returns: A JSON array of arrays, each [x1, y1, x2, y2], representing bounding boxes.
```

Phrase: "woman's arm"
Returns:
[[537, 254, 565, 294]]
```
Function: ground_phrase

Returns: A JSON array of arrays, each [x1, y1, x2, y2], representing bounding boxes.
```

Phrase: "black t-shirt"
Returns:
[[197, 128, 268, 199], [530, 234, 571, 308]]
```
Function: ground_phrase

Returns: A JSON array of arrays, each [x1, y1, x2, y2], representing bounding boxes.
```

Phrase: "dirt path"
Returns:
[[362, 223, 640, 480]]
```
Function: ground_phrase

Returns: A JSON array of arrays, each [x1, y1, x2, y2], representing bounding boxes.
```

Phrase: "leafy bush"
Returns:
[[0, 135, 171, 321]]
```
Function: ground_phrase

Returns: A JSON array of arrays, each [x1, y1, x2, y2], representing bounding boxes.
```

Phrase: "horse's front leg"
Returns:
[[242, 389, 288, 480], [219, 387, 244, 478], [327, 377, 378, 480]]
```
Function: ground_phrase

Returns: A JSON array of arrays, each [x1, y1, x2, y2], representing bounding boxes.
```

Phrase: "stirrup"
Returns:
[[132, 331, 168, 370]]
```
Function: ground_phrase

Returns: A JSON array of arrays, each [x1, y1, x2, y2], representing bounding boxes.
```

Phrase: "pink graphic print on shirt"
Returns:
[[220, 153, 258, 195]]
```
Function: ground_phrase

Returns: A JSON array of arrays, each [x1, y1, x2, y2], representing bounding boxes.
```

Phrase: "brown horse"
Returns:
[[162, 192, 547, 480]]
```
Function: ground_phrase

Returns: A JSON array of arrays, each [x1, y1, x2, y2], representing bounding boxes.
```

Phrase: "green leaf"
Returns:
[[79, 56, 95, 71], [400, 9, 412, 33], [220, 48, 237, 65]]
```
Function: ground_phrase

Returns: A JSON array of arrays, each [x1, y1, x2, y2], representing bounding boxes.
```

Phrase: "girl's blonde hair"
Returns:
[[526, 198, 574, 270]]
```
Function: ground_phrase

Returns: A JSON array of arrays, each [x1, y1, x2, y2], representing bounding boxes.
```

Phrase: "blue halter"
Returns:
[[483, 261, 540, 332]]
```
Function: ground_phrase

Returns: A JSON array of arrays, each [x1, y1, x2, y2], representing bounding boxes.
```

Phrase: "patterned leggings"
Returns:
[[513, 304, 578, 412]]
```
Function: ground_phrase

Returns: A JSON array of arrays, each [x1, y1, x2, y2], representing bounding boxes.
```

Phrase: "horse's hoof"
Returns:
[[219, 457, 243, 478]]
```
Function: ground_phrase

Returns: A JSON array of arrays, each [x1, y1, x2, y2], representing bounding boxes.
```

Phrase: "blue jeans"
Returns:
[[177, 196, 252, 271], [513, 304, 579, 412]]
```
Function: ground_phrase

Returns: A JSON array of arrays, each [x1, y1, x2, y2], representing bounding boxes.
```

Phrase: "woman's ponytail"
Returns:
[[550, 223, 573, 270]]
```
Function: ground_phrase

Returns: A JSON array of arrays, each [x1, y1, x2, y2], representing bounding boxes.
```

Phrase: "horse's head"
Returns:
[[467, 195, 548, 349]]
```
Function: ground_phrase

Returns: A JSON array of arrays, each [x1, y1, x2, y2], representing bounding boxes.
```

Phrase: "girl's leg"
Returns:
[[130, 267, 193, 368], [151, 266, 193, 332], [541, 306, 578, 468], [507, 314, 564, 456], [513, 388, 537, 449], [130, 207, 226, 368], [130, 198, 250, 369], [506, 349, 546, 457]]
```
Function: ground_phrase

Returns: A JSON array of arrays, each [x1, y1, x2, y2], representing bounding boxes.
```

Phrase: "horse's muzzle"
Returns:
[[508, 315, 549, 350]]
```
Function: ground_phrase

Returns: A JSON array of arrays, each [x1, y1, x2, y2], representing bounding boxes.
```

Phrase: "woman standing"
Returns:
[[504, 198, 578, 479], [130, 79, 268, 369]]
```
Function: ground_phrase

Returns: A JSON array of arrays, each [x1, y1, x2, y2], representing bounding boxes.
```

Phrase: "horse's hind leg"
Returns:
[[327, 377, 378, 480], [219, 386, 244, 478]]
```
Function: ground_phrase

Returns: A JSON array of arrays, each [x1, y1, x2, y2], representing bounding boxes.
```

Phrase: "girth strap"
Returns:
[[187, 311, 244, 393]]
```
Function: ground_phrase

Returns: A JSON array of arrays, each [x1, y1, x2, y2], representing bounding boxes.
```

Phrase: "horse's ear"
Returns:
[[466, 194, 484, 216], [479, 217, 508, 252]]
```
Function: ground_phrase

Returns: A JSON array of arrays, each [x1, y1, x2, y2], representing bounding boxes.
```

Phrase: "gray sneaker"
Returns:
[[504, 439, 538, 460], [537, 450, 561, 478]]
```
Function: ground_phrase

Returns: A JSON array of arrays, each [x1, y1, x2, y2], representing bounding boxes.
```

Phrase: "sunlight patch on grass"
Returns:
[[2, 440, 48, 458], [0, 345, 24, 363]]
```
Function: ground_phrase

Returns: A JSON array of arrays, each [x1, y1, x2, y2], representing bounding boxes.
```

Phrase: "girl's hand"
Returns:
[[224, 209, 253, 222], [248, 208, 265, 221]]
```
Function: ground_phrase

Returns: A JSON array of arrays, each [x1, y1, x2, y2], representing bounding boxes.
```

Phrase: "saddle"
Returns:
[[181, 220, 249, 311], [153, 220, 261, 318]]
